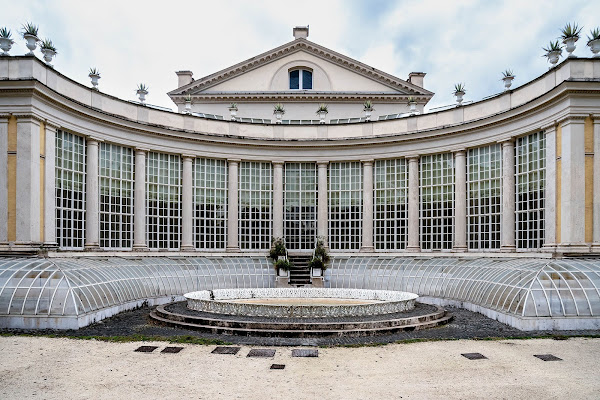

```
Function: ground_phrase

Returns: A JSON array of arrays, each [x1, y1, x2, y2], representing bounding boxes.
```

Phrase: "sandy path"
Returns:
[[0, 336, 598, 399]]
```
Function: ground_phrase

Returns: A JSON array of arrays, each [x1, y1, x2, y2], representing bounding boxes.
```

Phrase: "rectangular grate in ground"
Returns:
[[292, 349, 319, 357], [270, 364, 285, 369], [461, 353, 487, 360], [134, 346, 158, 353], [211, 346, 241, 355], [534, 354, 562, 361], [247, 349, 276, 358], [161, 346, 183, 354]]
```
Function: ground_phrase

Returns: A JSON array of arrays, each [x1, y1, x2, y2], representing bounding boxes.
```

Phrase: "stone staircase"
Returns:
[[287, 254, 312, 286]]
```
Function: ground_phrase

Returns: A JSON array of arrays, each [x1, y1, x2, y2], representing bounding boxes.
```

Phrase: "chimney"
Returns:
[[408, 72, 426, 88], [293, 26, 309, 40], [176, 70, 194, 88]]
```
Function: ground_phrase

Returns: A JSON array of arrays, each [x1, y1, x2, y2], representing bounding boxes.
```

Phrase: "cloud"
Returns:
[[1, 0, 599, 112]]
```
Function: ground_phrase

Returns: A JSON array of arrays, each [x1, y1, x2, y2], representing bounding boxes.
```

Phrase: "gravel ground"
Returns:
[[3, 302, 599, 346]]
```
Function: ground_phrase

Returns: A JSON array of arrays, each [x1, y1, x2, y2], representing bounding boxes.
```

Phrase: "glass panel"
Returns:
[[289, 70, 299, 90], [239, 162, 273, 250], [374, 159, 407, 250], [420, 153, 454, 250], [193, 158, 228, 249], [285, 163, 317, 250], [302, 70, 312, 89], [328, 162, 362, 250]]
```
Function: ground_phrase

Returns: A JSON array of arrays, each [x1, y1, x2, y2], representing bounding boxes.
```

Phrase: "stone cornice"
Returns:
[[171, 92, 430, 104], [168, 39, 434, 97]]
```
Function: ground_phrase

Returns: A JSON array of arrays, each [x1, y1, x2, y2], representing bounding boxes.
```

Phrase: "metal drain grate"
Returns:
[[161, 346, 183, 354], [270, 364, 285, 370], [534, 354, 562, 361], [134, 346, 158, 353], [247, 349, 276, 358], [211, 346, 241, 355], [292, 349, 319, 357], [461, 353, 487, 360]]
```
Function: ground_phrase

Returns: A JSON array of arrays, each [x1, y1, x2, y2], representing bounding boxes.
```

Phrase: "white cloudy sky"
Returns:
[[2, 0, 599, 111]]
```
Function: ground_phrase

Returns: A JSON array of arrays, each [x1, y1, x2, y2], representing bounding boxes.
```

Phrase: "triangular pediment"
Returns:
[[168, 38, 433, 99]]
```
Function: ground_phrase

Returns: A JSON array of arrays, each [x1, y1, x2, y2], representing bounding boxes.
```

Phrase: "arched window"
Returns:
[[289, 68, 312, 89]]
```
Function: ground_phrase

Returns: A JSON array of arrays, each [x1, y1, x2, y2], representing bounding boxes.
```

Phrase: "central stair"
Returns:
[[287, 254, 312, 286]]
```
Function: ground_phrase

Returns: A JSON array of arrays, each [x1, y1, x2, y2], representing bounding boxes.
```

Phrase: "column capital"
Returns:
[[540, 121, 558, 133], [272, 161, 285, 167], [227, 158, 241, 164], [406, 155, 420, 162], [360, 159, 374, 165], [181, 154, 195, 161], [135, 147, 150, 154], [498, 139, 515, 148], [86, 136, 103, 144], [44, 120, 61, 130], [557, 115, 588, 127], [13, 114, 43, 125], [453, 149, 466, 157], [317, 161, 329, 167]]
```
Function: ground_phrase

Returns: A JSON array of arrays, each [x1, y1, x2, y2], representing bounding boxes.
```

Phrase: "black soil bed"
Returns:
[[3, 302, 600, 347]]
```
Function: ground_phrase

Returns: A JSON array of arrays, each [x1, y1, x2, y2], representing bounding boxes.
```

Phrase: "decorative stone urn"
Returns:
[[0, 37, 13, 56], [278, 267, 289, 277], [311, 267, 322, 277], [89, 73, 100, 90], [23, 34, 38, 56], [137, 89, 148, 104], [364, 108, 372, 121], [185, 100, 192, 114], [408, 100, 417, 113], [563, 37, 578, 58], [274, 110, 284, 124], [502, 76, 514, 91], [546, 50, 561, 67], [229, 106, 238, 120], [454, 91, 465, 105], [317, 110, 327, 124], [41, 48, 56, 66], [589, 39, 600, 58]]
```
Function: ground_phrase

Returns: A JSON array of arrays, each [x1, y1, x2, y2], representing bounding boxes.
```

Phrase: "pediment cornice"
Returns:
[[168, 39, 434, 97]]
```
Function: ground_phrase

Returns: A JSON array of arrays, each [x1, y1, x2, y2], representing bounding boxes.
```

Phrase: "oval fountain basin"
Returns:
[[184, 288, 418, 318]]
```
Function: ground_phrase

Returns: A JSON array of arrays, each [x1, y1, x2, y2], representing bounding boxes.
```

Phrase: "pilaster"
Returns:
[[360, 160, 374, 252], [226, 159, 240, 252], [406, 156, 420, 252], [0, 116, 8, 244], [133, 148, 148, 250], [592, 117, 600, 252], [181, 155, 195, 251], [42, 121, 58, 248], [453, 150, 467, 252], [500, 140, 516, 252], [542, 124, 557, 252]]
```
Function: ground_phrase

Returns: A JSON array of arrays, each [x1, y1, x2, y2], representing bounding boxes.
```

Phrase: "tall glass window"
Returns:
[[284, 163, 317, 250], [328, 162, 363, 250], [239, 162, 273, 250], [467, 144, 502, 250], [374, 159, 408, 250], [516, 132, 546, 249], [55, 130, 86, 250], [193, 158, 228, 249], [289, 69, 313, 90], [420, 153, 454, 250], [146, 152, 181, 250], [99, 143, 134, 249]]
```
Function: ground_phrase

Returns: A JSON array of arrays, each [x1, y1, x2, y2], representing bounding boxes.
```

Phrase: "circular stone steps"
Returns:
[[149, 302, 452, 338]]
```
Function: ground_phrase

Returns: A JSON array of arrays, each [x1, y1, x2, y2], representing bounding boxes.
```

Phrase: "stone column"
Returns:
[[542, 125, 557, 252], [15, 116, 41, 246], [226, 159, 240, 252], [133, 148, 148, 250], [317, 161, 328, 246], [43, 122, 58, 247], [559, 117, 587, 251], [272, 161, 284, 239], [406, 156, 420, 252], [453, 150, 467, 251], [593, 118, 600, 252], [84, 138, 100, 249], [181, 155, 194, 251], [361, 160, 374, 252], [0, 116, 8, 245], [500, 140, 516, 252]]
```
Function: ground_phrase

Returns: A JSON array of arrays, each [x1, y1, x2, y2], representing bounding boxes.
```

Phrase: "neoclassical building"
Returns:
[[0, 27, 599, 330]]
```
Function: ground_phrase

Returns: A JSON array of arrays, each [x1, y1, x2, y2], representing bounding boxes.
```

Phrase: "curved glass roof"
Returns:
[[0, 256, 599, 322]]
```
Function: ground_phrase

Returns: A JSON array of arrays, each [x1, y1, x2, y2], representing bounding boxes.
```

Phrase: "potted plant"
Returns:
[[0, 27, 14, 56], [268, 237, 287, 261], [363, 100, 374, 121], [587, 27, 600, 58], [543, 40, 562, 67], [184, 94, 193, 114], [228, 102, 238, 120], [501, 70, 515, 91], [453, 83, 466, 105], [136, 83, 149, 103], [309, 236, 330, 277], [407, 96, 418, 113], [560, 22, 582, 58], [316, 103, 328, 124], [89, 68, 101, 90], [40, 38, 57, 66], [21, 22, 39, 56], [274, 258, 292, 277], [273, 103, 285, 124]]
